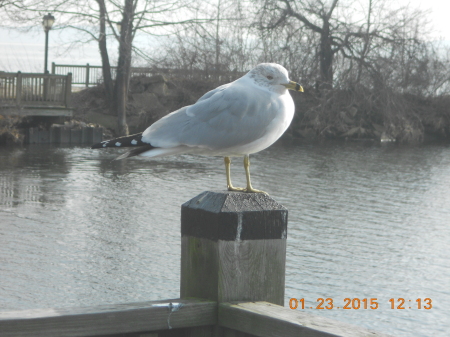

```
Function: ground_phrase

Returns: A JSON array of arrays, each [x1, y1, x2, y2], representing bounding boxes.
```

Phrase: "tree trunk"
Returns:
[[97, 0, 114, 106], [319, 20, 333, 90], [114, 0, 134, 136], [214, 0, 221, 79]]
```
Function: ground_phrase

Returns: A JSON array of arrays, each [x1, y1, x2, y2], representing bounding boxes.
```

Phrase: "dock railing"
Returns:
[[0, 71, 72, 108], [0, 191, 390, 337]]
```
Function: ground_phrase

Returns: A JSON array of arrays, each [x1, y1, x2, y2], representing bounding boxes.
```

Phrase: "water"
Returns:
[[0, 141, 449, 336]]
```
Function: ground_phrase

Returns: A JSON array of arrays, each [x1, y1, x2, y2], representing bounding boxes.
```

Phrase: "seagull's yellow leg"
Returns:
[[243, 155, 267, 194], [224, 157, 246, 192]]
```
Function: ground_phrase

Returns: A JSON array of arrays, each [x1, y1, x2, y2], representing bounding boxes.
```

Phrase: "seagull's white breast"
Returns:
[[219, 90, 295, 156]]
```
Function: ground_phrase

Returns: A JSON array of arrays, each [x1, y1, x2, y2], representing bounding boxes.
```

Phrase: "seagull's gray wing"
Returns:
[[142, 80, 281, 150], [195, 82, 232, 102]]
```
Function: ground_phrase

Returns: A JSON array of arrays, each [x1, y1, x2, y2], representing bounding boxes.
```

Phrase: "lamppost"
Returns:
[[42, 13, 55, 73]]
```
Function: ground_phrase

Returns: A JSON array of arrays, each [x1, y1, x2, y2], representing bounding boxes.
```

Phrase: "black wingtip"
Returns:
[[91, 133, 146, 149]]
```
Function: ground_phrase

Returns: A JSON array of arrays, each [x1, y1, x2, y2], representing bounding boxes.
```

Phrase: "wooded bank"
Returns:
[[71, 72, 450, 143], [1, 69, 449, 146]]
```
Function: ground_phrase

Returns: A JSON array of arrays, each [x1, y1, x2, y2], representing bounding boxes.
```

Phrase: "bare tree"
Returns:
[[255, 0, 429, 91], [256, 0, 342, 90], [97, 0, 114, 105], [152, 0, 260, 77], [1, 0, 206, 135]]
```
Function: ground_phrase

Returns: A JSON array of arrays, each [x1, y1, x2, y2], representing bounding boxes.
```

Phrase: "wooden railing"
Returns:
[[53, 63, 107, 87], [0, 71, 72, 108], [0, 192, 390, 337], [51, 62, 245, 87]]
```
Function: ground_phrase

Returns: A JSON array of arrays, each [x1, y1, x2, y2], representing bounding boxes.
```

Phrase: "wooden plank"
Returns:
[[25, 128, 51, 144], [86, 64, 90, 87], [85, 126, 103, 144], [70, 128, 82, 144], [52, 126, 71, 144], [16, 72, 22, 105], [92, 127, 103, 144], [25, 127, 37, 144], [0, 108, 73, 117], [221, 327, 255, 337], [158, 326, 215, 337], [0, 73, 68, 79], [0, 299, 217, 337], [219, 302, 391, 337], [65, 72, 72, 106]]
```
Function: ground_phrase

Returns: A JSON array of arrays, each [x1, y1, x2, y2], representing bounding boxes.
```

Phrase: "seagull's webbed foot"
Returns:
[[227, 185, 247, 192], [244, 186, 267, 194]]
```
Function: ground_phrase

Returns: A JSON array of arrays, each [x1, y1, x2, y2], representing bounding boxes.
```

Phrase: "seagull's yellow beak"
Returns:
[[283, 81, 304, 92]]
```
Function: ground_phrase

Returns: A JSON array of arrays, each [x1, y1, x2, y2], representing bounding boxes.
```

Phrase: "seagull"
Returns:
[[91, 63, 303, 193]]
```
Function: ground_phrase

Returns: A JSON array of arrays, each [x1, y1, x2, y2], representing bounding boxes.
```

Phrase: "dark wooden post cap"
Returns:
[[181, 191, 288, 241]]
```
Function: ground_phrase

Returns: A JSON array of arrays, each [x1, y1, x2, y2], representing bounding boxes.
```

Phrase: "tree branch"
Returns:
[[281, 0, 322, 34]]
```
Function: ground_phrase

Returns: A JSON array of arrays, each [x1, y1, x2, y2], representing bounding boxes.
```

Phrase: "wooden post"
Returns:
[[16, 72, 22, 106], [51, 62, 55, 74], [86, 63, 90, 87], [65, 73, 72, 107], [43, 70, 49, 101], [180, 191, 288, 306]]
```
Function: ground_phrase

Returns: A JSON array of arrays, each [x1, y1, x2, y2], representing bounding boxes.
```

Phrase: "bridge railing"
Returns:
[[51, 62, 245, 87], [0, 71, 72, 108]]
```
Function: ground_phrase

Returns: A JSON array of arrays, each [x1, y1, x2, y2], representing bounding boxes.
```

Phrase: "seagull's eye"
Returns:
[[266, 75, 273, 80]]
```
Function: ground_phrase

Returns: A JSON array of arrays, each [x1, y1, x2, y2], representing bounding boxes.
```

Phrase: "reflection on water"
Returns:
[[0, 141, 449, 336]]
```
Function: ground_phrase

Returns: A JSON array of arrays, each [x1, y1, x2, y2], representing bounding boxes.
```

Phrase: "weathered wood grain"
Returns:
[[0, 107, 74, 117], [219, 301, 392, 337], [0, 299, 216, 337], [217, 239, 286, 305], [180, 191, 287, 306], [180, 236, 219, 301]]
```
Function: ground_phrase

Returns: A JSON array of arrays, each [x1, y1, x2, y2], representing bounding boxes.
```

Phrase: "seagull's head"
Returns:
[[248, 63, 304, 94]]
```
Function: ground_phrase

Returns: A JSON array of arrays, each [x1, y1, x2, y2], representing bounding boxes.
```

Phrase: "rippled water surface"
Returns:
[[1, 141, 449, 336]]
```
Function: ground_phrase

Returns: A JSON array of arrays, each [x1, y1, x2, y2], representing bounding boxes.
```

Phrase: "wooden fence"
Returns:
[[51, 62, 245, 87], [0, 72, 71, 107], [0, 71, 73, 117], [0, 191, 390, 337]]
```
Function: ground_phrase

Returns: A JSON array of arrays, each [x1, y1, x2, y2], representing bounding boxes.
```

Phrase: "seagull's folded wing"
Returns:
[[141, 81, 280, 150]]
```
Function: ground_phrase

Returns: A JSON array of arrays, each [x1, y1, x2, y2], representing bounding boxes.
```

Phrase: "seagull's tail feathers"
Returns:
[[114, 146, 190, 161], [91, 133, 147, 149], [114, 145, 155, 160]]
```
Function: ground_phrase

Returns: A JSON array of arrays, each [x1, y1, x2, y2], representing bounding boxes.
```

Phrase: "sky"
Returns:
[[405, 0, 450, 39], [0, 0, 449, 73]]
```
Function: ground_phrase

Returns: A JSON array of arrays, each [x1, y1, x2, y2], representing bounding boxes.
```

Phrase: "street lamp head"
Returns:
[[42, 13, 55, 32]]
